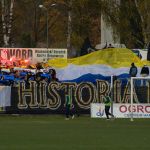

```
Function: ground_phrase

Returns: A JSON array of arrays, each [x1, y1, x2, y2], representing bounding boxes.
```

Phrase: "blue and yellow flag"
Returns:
[[47, 48, 146, 82]]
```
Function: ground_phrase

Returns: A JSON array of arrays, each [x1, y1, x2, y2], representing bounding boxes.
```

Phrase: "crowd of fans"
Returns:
[[0, 63, 59, 86]]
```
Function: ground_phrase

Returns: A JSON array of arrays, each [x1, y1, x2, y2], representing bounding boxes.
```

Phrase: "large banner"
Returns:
[[5, 79, 150, 114], [0, 48, 67, 64], [91, 103, 150, 118]]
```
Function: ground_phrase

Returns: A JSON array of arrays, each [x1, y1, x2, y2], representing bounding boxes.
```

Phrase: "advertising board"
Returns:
[[91, 103, 150, 118], [0, 48, 67, 64]]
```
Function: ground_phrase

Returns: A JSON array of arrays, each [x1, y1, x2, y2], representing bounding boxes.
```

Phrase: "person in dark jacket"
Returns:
[[129, 63, 138, 77], [140, 65, 149, 77], [140, 65, 149, 86]]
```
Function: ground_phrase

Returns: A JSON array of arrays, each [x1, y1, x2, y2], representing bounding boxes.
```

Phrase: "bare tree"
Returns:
[[135, 0, 150, 46], [1, 0, 15, 47]]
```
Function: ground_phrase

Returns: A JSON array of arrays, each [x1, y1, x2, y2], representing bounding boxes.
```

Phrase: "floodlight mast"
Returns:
[[39, 3, 56, 49]]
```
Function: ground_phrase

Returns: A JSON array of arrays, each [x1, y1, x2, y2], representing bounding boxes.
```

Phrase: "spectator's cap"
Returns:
[[131, 63, 134, 66]]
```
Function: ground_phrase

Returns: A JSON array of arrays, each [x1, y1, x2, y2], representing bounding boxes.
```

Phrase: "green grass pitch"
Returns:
[[0, 115, 150, 150]]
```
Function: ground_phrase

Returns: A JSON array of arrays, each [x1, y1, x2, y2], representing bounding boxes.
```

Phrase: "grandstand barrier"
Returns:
[[0, 86, 11, 113], [2, 78, 150, 115], [0, 86, 11, 107]]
